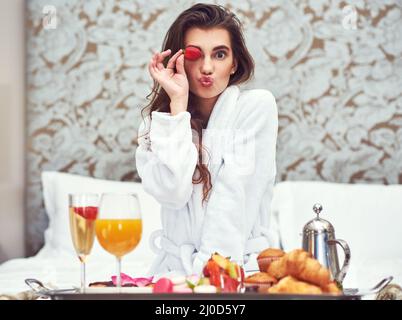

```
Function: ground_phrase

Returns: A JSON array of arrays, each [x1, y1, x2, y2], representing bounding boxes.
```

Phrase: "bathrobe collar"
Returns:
[[205, 85, 240, 131]]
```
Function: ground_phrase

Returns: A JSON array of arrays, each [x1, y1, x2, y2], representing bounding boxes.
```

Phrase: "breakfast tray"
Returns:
[[44, 289, 361, 300], [27, 276, 394, 300]]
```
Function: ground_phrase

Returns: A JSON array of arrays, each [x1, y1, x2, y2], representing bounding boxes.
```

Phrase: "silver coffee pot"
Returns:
[[302, 203, 351, 285]]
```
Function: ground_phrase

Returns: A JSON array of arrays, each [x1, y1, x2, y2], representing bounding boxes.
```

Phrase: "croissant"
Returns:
[[267, 249, 331, 287], [268, 276, 322, 295], [322, 281, 342, 295], [265, 253, 288, 279]]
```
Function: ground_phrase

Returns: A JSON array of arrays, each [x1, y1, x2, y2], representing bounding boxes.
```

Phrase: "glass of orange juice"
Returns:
[[68, 193, 99, 293], [95, 193, 142, 289]]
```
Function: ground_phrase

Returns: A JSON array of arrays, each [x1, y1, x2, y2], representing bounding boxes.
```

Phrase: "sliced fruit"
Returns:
[[73, 206, 98, 220], [205, 260, 221, 287], [212, 253, 229, 270], [240, 266, 245, 282], [222, 274, 239, 293], [183, 47, 202, 60], [227, 262, 239, 279], [197, 277, 210, 286], [202, 264, 210, 277], [186, 275, 200, 289]]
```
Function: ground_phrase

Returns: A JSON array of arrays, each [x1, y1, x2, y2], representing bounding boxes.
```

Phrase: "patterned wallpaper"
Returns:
[[26, 0, 402, 255]]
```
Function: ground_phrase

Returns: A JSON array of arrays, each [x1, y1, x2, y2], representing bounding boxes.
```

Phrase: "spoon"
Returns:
[[25, 278, 78, 295], [343, 276, 394, 296]]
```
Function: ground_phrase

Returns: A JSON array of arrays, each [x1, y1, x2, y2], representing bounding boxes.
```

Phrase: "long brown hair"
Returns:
[[141, 3, 255, 204]]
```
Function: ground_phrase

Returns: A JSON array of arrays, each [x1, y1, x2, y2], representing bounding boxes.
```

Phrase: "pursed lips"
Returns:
[[199, 76, 214, 87]]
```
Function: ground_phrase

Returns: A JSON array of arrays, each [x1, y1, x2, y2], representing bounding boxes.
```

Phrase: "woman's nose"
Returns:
[[201, 57, 213, 75]]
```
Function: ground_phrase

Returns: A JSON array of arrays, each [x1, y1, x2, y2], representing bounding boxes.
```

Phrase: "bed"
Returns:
[[1, 172, 402, 298], [8, 0, 401, 300]]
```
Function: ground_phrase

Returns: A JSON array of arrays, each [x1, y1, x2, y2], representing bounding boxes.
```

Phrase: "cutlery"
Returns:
[[343, 276, 393, 296], [25, 278, 78, 295]]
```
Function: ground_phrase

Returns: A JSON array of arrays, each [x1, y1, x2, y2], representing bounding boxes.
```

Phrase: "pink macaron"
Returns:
[[153, 278, 173, 293]]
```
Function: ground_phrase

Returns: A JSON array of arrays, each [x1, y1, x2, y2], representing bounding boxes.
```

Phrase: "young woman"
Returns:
[[135, 3, 278, 276]]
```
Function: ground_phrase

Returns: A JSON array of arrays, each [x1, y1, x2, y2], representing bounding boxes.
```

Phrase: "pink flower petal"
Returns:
[[111, 273, 133, 286], [111, 273, 154, 287], [133, 277, 154, 287]]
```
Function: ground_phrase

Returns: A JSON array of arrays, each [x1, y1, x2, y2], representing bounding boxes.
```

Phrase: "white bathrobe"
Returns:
[[135, 85, 278, 276]]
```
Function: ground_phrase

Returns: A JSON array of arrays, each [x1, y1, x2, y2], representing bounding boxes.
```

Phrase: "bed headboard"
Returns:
[[25, 0, 402, 255]]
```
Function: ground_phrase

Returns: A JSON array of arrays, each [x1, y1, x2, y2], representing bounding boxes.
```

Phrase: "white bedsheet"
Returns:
[[0, 245, 153, 295], [2, 177, 402, 297]]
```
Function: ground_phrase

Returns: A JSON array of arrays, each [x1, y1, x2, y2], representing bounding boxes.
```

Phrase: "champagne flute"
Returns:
[[68, 193, 99, 293], [95, 193, 142, 289]]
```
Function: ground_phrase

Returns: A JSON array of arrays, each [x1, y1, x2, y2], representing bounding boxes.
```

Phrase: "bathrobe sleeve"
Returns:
[[135, 111, 198, 209], [192, 90, 278, 273]]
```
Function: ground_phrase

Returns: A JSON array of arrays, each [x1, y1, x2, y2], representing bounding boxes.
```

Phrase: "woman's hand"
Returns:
[[148, 49, 189, 115]]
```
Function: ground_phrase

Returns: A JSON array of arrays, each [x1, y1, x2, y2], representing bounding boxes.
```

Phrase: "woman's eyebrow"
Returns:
[[186, 45, 230, 51], [212, 45, 230, 51]]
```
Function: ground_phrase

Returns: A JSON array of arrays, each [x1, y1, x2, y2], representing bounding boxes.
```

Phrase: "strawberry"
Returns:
[[240, 266, 245, 282], [73, 206, 98, 220], [202, 264, 210, 277], [183, 47, 202, 61], [206, 260, 221, 287], [221, 274, 239, 293]]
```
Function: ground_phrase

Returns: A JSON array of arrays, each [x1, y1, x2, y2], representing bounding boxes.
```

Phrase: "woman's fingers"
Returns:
[[148, 61, 156, 79], [152, 52, 161, 69], [150, 49, 183, 72], [155, 49, 172, 70], [175, 54, 186, 76], [166, 49, 183, 69], [148, 49, 186, 82], [148, 56, 160, 80], [149, 49, 166, 74]]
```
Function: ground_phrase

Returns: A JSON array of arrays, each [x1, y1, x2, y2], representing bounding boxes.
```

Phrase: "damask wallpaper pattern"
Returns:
[[26, 0, 402, 255]]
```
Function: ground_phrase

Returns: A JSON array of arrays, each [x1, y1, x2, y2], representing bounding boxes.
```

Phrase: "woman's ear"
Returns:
[[231, 60, 238, 75]]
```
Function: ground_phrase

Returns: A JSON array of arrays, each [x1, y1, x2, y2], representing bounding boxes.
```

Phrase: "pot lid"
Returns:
[[303, 203, 335, 234]]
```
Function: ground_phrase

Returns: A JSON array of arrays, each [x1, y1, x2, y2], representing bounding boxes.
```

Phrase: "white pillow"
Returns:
[[41, 171, 162, 263], [270, 181, 402, 287]]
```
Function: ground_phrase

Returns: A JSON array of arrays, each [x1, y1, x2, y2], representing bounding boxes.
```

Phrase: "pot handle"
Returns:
[[327, 239, 351, 285]]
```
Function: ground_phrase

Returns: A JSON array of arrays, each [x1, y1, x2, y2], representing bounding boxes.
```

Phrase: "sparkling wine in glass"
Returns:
[[95, 193, 142, 289], [68, 193, 99, 292]]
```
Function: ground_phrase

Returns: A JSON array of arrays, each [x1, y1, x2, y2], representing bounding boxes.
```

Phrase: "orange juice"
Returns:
[[95, 219, 142, 257]]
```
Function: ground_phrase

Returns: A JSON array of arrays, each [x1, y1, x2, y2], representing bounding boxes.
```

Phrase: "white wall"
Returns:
[[0, 0, 25, 263]]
